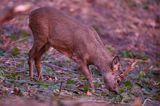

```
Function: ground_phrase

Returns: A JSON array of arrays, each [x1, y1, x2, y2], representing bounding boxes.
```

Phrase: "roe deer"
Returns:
[[28, 7, 136, 92]]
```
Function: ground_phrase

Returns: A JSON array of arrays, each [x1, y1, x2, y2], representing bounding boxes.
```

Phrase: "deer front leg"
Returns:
[[35, 58, 43, 80], [79, 63, 94, 91]]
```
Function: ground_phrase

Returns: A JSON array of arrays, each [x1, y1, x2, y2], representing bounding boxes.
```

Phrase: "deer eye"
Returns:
[[117, 80, 120, 84]]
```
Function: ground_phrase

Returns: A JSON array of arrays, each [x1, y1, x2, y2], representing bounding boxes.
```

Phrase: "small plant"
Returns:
[[0, 50, 5, 56], [10, 34, 18, 41], [124, 80, 133, 89], [11, 47, 20, 56], [121, 50, 134, 58], [67, 79, 77, 85], [121, 50, 148, 60], [20, 31, 29, 38], [138, 71, 146, 79], [0, 69, 5, 79]]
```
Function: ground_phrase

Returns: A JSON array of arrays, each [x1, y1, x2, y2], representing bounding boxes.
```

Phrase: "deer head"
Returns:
[[104, 56, 137, 92]]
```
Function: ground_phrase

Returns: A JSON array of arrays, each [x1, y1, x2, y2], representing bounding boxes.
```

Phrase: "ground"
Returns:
[[0, 0, 160, 105]]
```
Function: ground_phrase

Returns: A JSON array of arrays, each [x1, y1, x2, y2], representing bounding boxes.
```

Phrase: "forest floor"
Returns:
[[0, 0, 160, 106]]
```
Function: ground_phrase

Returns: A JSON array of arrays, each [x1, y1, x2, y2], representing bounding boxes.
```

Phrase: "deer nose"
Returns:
[[106, 84, 118, 93], [109, 87, 118, 93]]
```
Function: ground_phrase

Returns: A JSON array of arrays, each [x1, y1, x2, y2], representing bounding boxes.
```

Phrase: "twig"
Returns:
[[142, 99, 152, 106], [44, 63, 71, 72], [58, 81, 63, 96]]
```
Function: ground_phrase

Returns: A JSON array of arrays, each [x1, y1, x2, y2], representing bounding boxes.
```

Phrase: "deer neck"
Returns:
[[93, 48, 112, 73]]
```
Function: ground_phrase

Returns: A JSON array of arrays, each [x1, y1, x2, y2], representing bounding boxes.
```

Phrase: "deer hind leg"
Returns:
[[35, 42, 50, 80], [28, 40, 50, 80], [28, 44, 36, 79]]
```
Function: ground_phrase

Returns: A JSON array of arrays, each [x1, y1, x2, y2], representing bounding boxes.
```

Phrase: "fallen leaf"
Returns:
[[86, 91, 92, 96]]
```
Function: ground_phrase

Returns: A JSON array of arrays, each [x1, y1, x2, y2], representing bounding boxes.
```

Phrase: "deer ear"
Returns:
[[111, 56, 120, 72], [112, 56, 120, 65]]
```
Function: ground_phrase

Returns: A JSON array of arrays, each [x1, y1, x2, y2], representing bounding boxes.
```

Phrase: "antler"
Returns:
[[119, 59, 138, 80]]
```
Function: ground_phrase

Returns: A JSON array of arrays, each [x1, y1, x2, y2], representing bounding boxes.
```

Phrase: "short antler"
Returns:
[[119, 59, 138, 80]]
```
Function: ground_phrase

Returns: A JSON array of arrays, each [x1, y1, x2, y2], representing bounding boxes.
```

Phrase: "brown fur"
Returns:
[[28, 7, 120, 91]]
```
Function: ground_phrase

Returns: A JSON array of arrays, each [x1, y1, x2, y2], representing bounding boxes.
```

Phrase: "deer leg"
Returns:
[[29, 22, 49, 80], [34, 43, 50, 80], [28, 46, 35, 79], [28, 43, 41, 79], [79, 63, 94, 90], [28, 41, 49, 80]]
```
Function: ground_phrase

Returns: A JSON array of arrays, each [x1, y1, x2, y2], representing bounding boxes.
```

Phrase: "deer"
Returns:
[[1, 5, 137, 92], [28, 7, 138, 92]]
